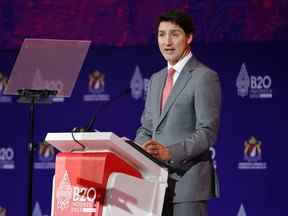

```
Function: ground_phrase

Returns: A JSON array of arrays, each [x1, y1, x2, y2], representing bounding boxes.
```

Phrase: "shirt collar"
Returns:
[[167, 51, 192, 73]]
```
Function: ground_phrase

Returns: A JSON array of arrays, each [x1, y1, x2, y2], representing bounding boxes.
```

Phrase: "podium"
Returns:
[[45, 132, 169, 216]]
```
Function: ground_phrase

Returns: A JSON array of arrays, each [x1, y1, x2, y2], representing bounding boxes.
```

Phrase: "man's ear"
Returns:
[[187, 34, 193, 45]]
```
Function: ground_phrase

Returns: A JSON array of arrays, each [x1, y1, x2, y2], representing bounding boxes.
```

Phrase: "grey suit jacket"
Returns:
[[135, 56, 221, 202]]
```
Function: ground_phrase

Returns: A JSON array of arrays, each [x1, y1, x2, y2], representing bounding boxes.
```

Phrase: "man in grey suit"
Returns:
[[135, 10, 221, 216]]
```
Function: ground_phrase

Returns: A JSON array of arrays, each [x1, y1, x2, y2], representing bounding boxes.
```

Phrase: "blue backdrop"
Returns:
[[0, 42, 287, 215]]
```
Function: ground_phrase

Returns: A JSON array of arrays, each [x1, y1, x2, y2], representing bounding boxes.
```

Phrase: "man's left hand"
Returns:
[[143, 139, 172, 161]]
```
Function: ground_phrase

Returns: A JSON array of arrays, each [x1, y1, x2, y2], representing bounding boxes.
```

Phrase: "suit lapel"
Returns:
[[156, 57, 199, 128], [155, 69, 167, 119]]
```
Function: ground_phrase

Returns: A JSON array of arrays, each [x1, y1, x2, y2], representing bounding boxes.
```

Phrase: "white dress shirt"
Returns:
[[167, 51, 192, 85]]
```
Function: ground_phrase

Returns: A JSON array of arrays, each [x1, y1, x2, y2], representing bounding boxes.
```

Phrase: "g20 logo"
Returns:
[[0, 148, 14, 161], [250, 75, 272, 89]]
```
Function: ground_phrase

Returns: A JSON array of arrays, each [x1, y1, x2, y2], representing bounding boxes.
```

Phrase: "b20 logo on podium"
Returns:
[[56, 171, 73, 210], [56, 170, 98, 214], [73, 187, 97, 203]]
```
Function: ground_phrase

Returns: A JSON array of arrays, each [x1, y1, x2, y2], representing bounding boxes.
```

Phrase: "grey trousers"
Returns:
[[161, 178, 208, 216], [162, 200, 208, 216], [173, 201, 208, 216]]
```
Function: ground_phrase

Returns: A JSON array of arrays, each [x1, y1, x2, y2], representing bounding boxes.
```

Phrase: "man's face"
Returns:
[[158, 21, 193, 65]]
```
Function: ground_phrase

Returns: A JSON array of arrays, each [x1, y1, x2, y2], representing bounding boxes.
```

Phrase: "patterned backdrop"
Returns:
[[0, 0, 288, 48]]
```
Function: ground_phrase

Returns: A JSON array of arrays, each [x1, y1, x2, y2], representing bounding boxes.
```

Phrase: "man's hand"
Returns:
[[143, 139, 172, 161]]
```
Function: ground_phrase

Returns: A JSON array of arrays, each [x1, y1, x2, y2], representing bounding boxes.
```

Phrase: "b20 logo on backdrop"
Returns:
[[236, 63, 272, 99], [0, 147, 15, 170]]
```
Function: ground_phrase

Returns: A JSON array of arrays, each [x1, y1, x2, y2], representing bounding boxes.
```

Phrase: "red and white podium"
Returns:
[[45, 132, 169, 216]]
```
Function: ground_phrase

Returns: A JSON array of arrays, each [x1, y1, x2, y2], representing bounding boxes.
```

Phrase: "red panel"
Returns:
[[53, 152, 142, 216]]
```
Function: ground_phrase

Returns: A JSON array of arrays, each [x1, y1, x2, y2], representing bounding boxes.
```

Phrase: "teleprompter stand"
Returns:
[[3, 38, 91, 216], [18, 89, 57, 216]]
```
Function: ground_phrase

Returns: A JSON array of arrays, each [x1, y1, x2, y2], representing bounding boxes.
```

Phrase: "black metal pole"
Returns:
[[27, 97, 36, 216], [16, 89, 57, 216]]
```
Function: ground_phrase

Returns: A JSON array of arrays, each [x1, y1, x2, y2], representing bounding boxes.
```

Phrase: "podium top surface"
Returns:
[[4, 38, 91, 97], [46, 132, 120, 152], [45, 132, 169, 180]]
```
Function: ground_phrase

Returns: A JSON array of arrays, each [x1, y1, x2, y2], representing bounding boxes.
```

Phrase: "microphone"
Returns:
[[73, 88, 131, 132]]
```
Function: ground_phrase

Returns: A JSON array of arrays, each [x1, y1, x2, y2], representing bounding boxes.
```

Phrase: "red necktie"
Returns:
[[161, 67, 175, 111]]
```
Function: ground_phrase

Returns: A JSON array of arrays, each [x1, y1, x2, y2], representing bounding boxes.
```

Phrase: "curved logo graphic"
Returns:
[[0, 72, 12, 103], [238, 136, 267, 170], [84, 69, 110, 102], [244, 136, 262, 162], [89, 70, 105, 94], [236, 63, 250, 98], [38, 142, 55, 162], [0, 73, 8, 95], [56, 171, 73, 210], [130, 65, 144, 100]]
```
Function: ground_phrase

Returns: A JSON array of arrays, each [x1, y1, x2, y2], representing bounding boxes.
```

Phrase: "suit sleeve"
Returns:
[[167, 70, 221, 166], [134, 76, 154, 144]]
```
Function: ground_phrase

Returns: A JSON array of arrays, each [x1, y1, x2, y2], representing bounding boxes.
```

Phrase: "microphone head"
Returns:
[[72, 127, 88, 132]]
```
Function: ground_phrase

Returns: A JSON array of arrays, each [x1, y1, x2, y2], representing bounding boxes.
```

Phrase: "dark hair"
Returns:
[[157, 10, 195, 35]]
